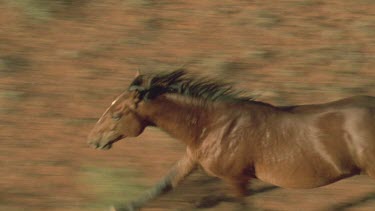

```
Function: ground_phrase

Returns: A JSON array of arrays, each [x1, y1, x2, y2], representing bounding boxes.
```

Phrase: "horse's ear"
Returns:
[[135, 69, 141, 77], [129, 85, 149, 101]]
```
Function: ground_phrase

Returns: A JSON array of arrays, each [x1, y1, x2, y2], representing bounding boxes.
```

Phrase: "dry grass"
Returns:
[[0, 0, 374, 210]]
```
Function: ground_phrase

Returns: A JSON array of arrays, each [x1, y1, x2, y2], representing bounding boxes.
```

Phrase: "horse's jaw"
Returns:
[[100, 135, 125, 150]]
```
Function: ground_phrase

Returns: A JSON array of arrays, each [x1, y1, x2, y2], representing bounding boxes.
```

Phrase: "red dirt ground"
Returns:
[[0, 1, 374, 210]]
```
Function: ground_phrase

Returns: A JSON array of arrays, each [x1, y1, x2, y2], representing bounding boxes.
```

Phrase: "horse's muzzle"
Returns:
[[87, 135, 124, 150]]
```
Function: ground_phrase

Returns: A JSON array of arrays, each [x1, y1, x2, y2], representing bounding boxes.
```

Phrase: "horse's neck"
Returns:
[[142, 95, 210, 146]]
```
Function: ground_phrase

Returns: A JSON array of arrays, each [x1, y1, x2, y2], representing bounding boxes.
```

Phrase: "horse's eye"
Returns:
[[112, 113, 122, 121]]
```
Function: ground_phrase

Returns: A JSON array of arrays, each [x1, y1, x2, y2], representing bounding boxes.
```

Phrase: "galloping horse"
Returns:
[[87, 69, 375, 210]]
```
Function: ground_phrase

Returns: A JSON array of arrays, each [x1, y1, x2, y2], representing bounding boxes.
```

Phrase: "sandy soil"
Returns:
[[0, 0, 374, 210]]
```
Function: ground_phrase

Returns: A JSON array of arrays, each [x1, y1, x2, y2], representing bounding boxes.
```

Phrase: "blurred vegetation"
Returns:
[[80, 166, 147, 209], [0, 55, 30, 73], [0, 0, 374, 210], [5, 0, 88, 20]]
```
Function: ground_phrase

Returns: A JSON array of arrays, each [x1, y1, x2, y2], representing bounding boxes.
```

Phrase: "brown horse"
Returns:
[[87, 69, 375, 210]]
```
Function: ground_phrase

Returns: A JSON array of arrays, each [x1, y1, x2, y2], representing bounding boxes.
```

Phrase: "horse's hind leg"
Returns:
[[365, 109, 375, 178], [361, 131, 375, 179]]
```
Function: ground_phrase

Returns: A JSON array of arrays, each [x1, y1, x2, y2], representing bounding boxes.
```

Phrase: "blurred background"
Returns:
[[0, 0, 374, 210]]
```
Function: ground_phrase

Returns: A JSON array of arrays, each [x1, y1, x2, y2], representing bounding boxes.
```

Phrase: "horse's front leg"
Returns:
[[224, 178, 250, 211], [112, 154, 197, 211]]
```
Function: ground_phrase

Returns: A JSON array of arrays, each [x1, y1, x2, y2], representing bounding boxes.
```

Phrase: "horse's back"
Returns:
[[328, 95, 375, 108], [281, 95, 375, 113]]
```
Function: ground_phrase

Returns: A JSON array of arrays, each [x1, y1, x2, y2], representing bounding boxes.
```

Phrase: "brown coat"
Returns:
[[88, 70, 375, 210]]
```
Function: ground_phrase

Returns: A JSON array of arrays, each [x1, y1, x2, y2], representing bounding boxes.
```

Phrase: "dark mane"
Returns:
[[129, 69, 253, 102]]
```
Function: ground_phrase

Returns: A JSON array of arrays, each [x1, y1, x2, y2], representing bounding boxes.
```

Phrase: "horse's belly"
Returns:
[[255, 161, 357, 189], [256, 172, 334, 188], [199, 159, 244, 178]]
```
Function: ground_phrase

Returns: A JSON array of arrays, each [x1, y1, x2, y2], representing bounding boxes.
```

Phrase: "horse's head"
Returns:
[[87, 90, 148, 150], [87, 69, 186, 150]]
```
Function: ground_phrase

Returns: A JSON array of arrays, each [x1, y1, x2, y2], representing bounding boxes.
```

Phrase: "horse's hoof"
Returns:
[[110, 203, 137, 211]]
